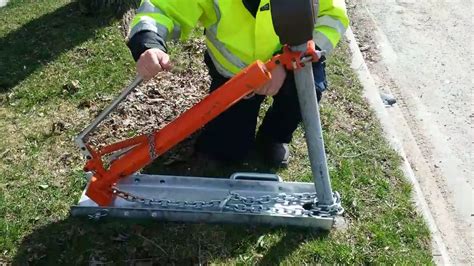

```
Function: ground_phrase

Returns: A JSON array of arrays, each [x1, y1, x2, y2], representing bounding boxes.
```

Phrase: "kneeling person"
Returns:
[[127, 0, 349, 167]]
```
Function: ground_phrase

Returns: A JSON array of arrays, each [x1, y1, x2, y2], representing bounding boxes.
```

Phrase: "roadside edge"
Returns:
[[345, 27, 452, 265]]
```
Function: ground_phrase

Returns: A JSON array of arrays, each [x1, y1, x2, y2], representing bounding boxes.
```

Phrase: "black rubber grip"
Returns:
[[270, 0, 318, 45]]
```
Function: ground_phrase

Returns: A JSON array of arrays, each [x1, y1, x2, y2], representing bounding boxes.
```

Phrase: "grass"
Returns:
[[0, 0, 432, 264]]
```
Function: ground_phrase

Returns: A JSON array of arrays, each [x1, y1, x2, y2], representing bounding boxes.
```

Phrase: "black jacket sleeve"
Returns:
[[127, 31, 167, 61]]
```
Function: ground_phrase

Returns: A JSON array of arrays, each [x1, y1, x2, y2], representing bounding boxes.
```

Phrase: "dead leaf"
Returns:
[[51, 121, 66, 134], [63, 80, 81, 94]]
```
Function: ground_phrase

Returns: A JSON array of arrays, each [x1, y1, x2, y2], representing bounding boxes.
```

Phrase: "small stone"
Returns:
[[360, 45, 371, 51], [380, 92, 397, 106]]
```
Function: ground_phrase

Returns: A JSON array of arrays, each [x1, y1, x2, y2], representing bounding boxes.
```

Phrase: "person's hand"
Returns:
[[136, 48, 172, 80], [255, 64, 286, 96]]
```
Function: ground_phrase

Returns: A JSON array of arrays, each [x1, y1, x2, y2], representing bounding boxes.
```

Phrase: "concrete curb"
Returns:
[[345, 27, 452, 265], [0, 0, 9, 8]]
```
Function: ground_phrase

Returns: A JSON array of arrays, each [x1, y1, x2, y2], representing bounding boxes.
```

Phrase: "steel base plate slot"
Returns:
[[71, 173, 341, 230]]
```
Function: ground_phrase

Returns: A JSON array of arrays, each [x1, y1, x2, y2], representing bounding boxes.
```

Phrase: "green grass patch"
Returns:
[[0, 0, 432, 264]]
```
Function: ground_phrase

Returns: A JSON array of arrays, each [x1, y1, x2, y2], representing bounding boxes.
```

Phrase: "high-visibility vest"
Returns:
[[130, 0, 349, 77]]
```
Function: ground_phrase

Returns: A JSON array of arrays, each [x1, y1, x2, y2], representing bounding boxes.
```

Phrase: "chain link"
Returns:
[[111, 186, 343, 218], [225, 191, 338, 217], [112, 187, 222, 210]]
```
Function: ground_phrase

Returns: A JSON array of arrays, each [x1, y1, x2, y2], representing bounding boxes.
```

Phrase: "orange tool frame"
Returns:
[[77, 41, 322, 206]]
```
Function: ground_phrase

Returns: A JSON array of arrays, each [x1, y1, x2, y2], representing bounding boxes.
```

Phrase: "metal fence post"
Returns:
[[292, 44, 335, 207]]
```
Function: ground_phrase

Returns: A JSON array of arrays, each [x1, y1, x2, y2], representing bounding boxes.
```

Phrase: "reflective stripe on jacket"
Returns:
[[130, 0, 349, 77]]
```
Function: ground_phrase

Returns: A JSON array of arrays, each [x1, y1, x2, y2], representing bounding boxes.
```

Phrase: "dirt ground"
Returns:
[[348, 0, 472, 264], [86, 38, 210, 170]]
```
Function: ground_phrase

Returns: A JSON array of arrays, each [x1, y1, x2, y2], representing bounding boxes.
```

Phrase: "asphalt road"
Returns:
[[350, 0, 472, 264]]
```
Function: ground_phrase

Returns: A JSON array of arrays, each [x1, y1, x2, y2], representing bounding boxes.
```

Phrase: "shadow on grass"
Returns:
[[12, 217, 328, 264], [0, 2, 131, 92]]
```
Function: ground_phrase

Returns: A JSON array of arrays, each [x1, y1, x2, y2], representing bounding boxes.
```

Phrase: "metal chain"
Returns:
[[111, 186, 222, 210], [224, 192, 341, 217], [108, 186, 343, 219]]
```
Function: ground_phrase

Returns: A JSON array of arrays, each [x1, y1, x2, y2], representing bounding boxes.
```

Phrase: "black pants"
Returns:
[[195, 52, 327, 161]]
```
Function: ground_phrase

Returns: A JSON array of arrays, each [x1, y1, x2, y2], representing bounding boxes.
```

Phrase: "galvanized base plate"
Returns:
[[71, 173, 336, 230]]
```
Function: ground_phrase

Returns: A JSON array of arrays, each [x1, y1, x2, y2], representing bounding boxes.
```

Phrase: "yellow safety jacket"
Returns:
[[130, 0, 349, 77]]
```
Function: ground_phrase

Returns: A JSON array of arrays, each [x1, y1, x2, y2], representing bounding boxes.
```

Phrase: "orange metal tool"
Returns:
[[77, 41, 322, 206]]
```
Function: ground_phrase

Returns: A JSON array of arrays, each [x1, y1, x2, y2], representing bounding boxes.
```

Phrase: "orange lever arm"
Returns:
[[86, 61, 271, 206], [84, 41, 320, 206]]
